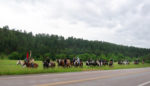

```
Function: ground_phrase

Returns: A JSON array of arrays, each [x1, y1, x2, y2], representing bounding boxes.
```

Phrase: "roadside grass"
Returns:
[[0, 60, 150, 75]]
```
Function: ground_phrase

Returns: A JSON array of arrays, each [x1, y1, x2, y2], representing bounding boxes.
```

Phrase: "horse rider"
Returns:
[[142, 59, 144, 64], [64, 58, 67, 65], [24, 58, 29, 65], [46, 57, 50, 64], [30, 58, 34, 67], [45, 57, 50, 67], [24, 51, 29, 64], [73, 57, 76, 64], [77, 56, 80, 65], [28, 51, 35, 67]]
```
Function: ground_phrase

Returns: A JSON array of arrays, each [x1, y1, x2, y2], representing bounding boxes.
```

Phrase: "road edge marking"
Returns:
[[138, 81, 150, 86]]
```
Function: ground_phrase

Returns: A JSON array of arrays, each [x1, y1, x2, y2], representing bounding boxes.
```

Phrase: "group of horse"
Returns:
[[86, 59, 113, 67], [43, 59, 83, 68], [17, 58, 143, 69], [85, 59, 142, 67], [118, 60, 130, 65], [118, 60, 143, 65], [43, 59, 114, 68], [43, 59, 118, 69]]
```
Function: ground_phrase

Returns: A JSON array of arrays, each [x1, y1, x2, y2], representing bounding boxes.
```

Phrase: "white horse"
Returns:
[[96, 60, 101, 66], [123, 60, 129, 65], [16, 60, 26, 68]]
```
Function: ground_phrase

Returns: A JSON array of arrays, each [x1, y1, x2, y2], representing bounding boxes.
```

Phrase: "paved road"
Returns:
[[0, 68, 150, 86]]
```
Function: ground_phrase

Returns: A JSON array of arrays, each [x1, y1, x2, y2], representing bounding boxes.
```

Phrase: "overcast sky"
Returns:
[[0, 0, 150, 48]]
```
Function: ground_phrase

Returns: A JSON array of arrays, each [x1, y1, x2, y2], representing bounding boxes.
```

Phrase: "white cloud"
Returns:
[[0, 0, 150, 48]]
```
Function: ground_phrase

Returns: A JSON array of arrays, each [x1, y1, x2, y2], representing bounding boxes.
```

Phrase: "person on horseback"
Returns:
[[28, 51, 35, 67], [73, 57, 76, 65], [30, 58, 34, 67], [24, 50, 33, 67], [64, 58, 67, 65], [142, 59, 144, 64], [24, 58, 28, 63], [109, 59, 113, 66], [44, 57, 50, 67], [46, 57, 50, 64], [24, 51, 29, 64], [77, 56, 80, 65]]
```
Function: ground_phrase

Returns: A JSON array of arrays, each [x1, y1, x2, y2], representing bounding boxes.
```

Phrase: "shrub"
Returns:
[[8, 52, 20, 60]]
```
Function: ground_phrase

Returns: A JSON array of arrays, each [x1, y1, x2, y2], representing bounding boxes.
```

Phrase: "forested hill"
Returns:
[[0, 26, 150, 60]]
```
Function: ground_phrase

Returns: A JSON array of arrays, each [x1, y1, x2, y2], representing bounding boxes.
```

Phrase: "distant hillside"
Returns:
[[0, 26, 150, 60]]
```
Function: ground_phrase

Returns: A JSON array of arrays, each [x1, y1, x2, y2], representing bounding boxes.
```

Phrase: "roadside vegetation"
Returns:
[[0, 60, 150, 75]]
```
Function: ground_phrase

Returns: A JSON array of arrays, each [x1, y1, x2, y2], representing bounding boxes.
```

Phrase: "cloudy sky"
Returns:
[[0, 0, 150, 48]]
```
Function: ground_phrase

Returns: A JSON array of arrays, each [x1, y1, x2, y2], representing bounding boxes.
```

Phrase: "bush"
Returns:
[[8, 52, 20, 60]]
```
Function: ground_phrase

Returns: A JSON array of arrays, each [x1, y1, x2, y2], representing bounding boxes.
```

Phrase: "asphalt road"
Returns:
[[0, 67, 150, 86]]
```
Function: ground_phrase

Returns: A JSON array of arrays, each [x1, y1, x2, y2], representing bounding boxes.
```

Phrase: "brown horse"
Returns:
[[57, 59, 65, 67], [57, 59, 71, 67], [49, 62, 56, 68], [24, 62, 38, 68], [66, 59, 71, 67]]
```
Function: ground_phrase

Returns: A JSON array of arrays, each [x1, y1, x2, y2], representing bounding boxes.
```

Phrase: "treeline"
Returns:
[[0, 26, 150, 62]]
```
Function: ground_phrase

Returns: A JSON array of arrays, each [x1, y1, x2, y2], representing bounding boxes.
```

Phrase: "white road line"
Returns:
[[138, 81, 150, 86], [0, 75, 50, 80]]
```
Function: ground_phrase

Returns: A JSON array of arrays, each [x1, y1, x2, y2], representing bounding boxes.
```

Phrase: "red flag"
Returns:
[[26, 52, 29, 60]]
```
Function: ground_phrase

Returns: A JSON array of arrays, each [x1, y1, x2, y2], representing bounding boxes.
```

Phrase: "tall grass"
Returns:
[[0, 60, 150, 75]]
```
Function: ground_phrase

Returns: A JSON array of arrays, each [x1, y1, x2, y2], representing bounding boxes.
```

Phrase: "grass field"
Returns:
[[0, 60, 150, 75]]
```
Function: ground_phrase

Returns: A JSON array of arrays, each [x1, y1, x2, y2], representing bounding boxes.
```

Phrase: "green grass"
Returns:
[[0, 60, 150, 75]]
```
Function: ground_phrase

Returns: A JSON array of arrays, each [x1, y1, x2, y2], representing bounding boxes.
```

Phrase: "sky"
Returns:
[[0, 0, 150, 48]]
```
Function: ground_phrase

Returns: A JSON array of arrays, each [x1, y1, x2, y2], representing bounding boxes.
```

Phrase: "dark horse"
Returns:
[[43, 61, 55, 68], [43, 58, 55, 68]]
